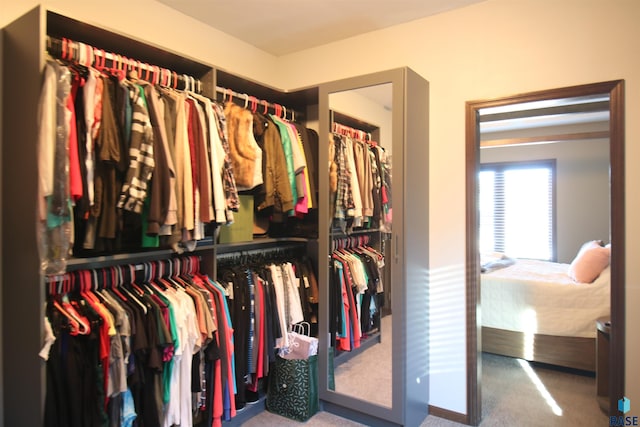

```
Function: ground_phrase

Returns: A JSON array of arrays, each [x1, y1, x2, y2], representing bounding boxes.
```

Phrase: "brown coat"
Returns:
[[224, 102, 258, 189]]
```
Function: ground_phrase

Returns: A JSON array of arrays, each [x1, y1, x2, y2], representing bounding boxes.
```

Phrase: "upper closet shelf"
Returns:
[[46, 10, 212, 78]]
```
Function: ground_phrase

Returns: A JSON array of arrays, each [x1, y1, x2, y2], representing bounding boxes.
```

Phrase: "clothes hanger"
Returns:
[[161, 68, 169, 87], [143, 262, 159, 294], [48, 273, 83, 335], [85, 269, 117, 334], [129, 264, 145, 295], [76, 41, 85, 67], [61, 37, 69, 61], [86, 44, 96, 69], [52, 298, 82, 335], [62, 273, 92, 335], [154, 259, 177, 289], [66, 38, 76, 62], [81, 43, 91, 68], [126, 59, 139, 81], [121, 264, 147, 314], [108, 54, 123, 81], [109, 266, 129, 301], [90, 269, 109, 303], [156, 67, 163, 86]]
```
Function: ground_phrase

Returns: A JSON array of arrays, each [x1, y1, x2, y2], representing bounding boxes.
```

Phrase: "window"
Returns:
[[479, 160, 556, 261]]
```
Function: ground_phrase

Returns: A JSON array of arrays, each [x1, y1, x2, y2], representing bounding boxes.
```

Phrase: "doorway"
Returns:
[[464, 81, 625, 425]]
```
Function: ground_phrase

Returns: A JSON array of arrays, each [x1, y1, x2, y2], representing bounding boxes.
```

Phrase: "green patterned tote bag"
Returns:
[[266, 354, 319, 421]]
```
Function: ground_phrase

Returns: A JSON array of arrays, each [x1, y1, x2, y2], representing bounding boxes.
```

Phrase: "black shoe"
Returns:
[[246, 390, 259, 404]]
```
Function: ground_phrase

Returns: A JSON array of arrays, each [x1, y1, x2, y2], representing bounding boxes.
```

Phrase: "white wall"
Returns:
[[481, 138, 610, 264], [3, 0, 640, 419], [0, 0, 280, 85], [329, 89, 393, 152], [275, 0, 640, 415]]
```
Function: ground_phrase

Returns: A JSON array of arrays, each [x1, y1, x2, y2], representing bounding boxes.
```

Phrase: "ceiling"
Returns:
[[153, 0, 609, 137], [156, 0, 486, 56]]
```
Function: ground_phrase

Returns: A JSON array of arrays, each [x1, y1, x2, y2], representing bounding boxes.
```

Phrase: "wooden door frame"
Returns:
[[465, 80, 625, 425]]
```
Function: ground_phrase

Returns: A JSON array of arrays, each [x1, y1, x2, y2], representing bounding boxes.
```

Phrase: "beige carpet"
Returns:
[[333, 314, 393, 407], [240, 352, 607, 426], [477, 353, 607, 427]]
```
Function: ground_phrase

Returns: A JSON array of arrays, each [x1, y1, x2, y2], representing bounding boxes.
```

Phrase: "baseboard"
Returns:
[[428, 405, 470, 425]]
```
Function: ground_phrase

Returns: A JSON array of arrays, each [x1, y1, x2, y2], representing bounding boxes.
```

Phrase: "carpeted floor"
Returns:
[[477, 353, 607, 426], [332, 314, 393, 407], [240, 352, 607, 426]]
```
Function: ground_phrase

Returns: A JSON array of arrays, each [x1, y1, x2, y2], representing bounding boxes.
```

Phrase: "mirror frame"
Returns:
[[318, 68, 405, 426], [465, 80, 625, 425]]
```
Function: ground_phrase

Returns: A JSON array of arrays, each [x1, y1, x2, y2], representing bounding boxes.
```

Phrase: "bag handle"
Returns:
[[291, 321, 311, 336]]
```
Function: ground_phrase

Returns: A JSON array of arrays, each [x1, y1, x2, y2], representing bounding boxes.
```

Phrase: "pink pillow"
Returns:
[[568, 240, 610, 283]]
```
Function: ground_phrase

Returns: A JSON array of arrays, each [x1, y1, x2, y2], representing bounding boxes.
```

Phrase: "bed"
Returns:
[[481, 258, 610, 372]]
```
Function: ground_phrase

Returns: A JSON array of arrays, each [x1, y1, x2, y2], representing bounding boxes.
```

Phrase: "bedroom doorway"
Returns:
[[465, 81, 625, 425]]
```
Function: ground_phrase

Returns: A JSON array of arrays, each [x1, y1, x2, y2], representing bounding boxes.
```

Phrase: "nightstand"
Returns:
[[596, 317, 610, 413]]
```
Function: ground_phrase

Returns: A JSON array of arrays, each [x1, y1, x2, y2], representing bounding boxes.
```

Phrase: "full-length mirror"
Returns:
[[465, 81, 625, 424], [327, 83, 393, 408], [318, 67, 429, 426]]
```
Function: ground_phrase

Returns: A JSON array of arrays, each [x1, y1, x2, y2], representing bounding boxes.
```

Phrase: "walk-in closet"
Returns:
[[2, 6, 430, 426]]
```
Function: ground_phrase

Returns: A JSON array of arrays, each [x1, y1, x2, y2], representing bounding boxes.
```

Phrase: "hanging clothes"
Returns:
[[330, 131, 391, 233], [38, 60, 73, 274], [37, 58, 249, 258], [224, 102, 263, 191], [41, 259, 240, 427], [215, 252, 318, 411], [252, 112, 294, 220], [329, 243, 385, 352]]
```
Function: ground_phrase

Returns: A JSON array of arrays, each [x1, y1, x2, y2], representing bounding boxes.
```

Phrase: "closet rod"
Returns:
[[332, 121, 372, 143], [216, 242, 307, 262], [45, 35, 203, 93], [216, 85, 302, 122], [332, 235, 371, 251], [45, 255, 201, 294]]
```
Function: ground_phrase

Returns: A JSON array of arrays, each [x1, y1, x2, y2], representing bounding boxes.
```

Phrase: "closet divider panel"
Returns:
[[401, 67, 430, 427], [2, 7, 48, 427]]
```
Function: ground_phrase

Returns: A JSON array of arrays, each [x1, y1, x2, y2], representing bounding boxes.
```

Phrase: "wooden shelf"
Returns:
[[64, 238, 215, 271], [216, 237, 309, 254]]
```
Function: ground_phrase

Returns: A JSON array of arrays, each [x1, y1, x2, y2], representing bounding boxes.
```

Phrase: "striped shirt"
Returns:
[[117, 84, 155, 213]]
